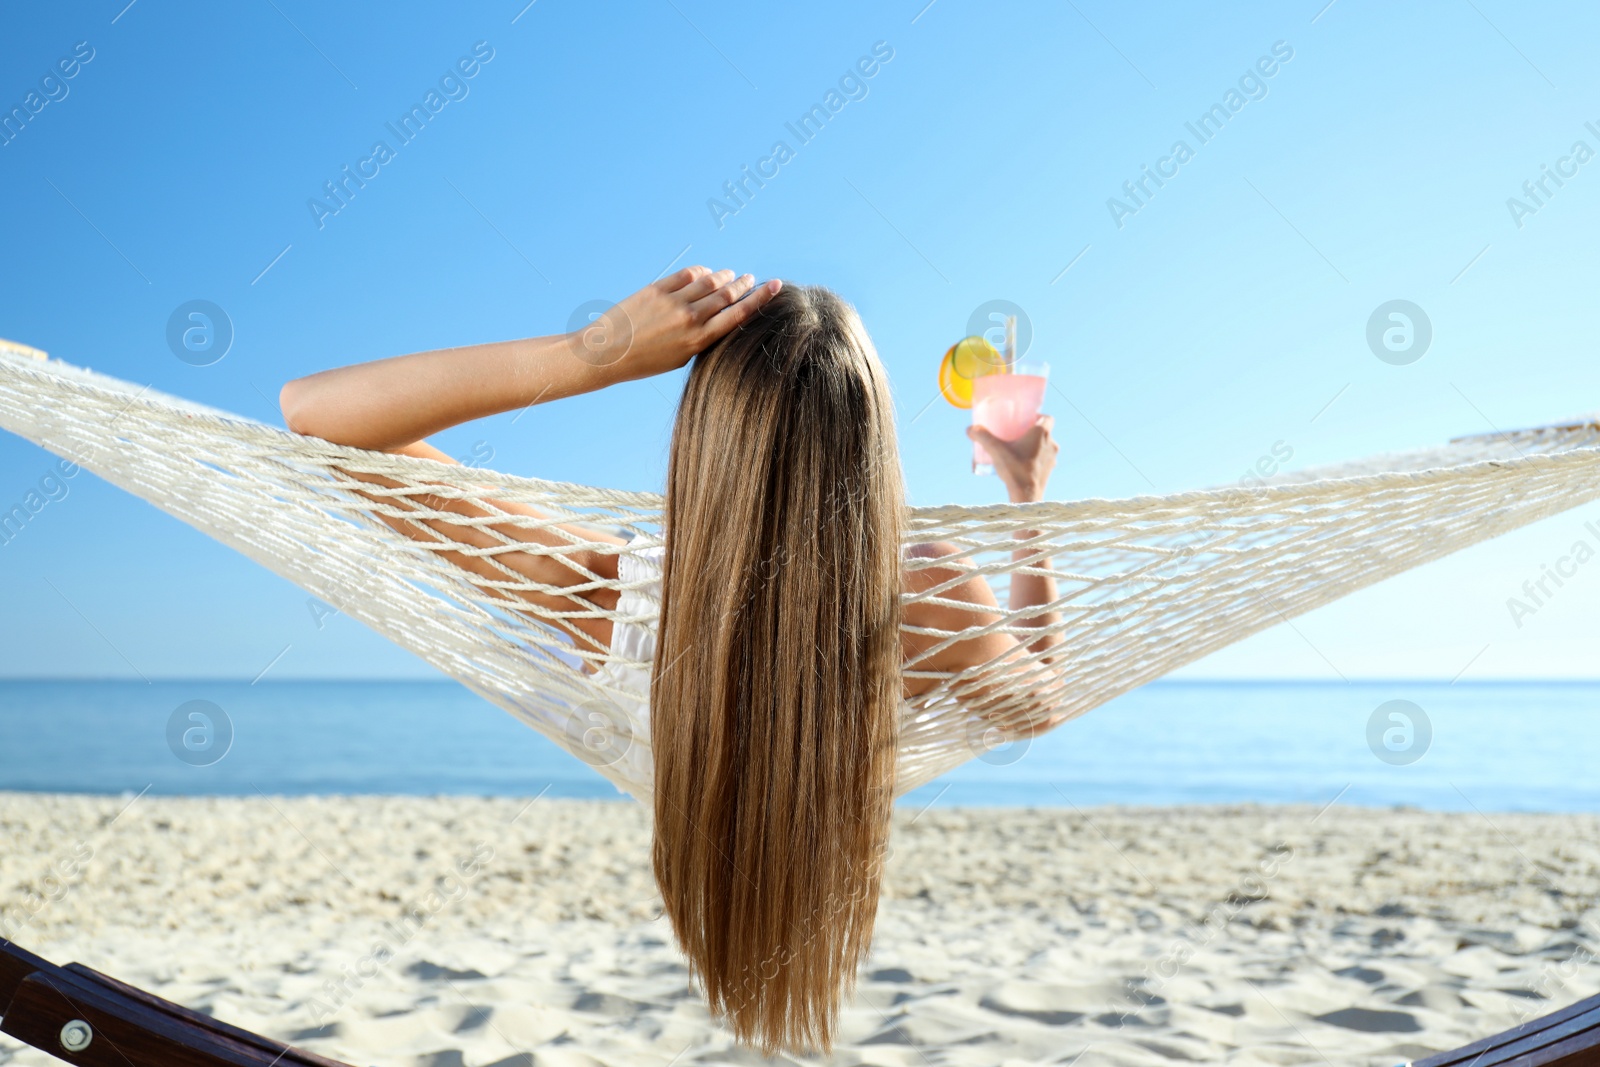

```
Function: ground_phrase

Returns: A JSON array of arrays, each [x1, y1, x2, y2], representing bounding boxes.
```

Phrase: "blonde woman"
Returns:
[[280, 267, 1062, 1053]]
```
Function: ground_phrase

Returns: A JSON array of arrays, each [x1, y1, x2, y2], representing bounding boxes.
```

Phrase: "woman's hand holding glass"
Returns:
[[967, 414, 1059, 503]]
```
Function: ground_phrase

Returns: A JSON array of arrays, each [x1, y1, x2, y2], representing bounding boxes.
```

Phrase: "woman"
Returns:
[[280, 267, 1063, 1053]]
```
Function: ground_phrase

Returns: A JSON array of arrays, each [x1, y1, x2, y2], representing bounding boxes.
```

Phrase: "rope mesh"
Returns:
[[3, 351, 1597, 801]]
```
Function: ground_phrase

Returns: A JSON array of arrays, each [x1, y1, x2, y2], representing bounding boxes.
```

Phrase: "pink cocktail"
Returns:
[[972, 361, 1049, 475]]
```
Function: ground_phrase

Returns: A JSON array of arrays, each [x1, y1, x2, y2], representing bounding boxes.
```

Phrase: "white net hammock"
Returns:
[[3, 344, 1599, 802]]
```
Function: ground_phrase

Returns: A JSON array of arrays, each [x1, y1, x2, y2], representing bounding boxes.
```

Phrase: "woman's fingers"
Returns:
[[656, 265, 768, 320], [968, 425, 1012, 456], [704, 278, 781, 336], [678, 267, 737, 303], [1016, 417, 1053, 452], [657, 265, 711, 293], [976, 419, 1053, 460], [691, 272, 756, 319], [969, 425, 1022, 473]]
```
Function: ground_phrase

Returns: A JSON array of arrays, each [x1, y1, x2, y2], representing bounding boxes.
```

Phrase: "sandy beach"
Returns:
[[1, 795, 1596, 1066]]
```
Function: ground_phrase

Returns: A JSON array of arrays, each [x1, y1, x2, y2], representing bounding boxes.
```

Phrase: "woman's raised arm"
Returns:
[[276, 266, 779, 659], [279, 267, 780, 450]]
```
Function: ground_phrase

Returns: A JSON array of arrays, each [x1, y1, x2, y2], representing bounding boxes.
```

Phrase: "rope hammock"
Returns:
[[3, 344, 1598, 803]]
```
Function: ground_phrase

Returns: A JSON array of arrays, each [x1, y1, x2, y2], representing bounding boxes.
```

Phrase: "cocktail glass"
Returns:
[[972, 360, 1049, 475]]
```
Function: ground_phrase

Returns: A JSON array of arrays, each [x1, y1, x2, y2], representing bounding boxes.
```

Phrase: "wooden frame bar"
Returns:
[[1, 939, 354, 1067]]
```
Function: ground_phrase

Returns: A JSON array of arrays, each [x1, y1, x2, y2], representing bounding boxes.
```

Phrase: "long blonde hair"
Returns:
[[651, 284, 905, 1053]]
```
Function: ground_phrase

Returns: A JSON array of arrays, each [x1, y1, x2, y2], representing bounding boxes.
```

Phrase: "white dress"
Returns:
[[590, 543, 664, 722]]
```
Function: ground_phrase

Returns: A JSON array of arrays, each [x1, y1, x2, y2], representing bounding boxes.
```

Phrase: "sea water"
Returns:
[[0, 679, 1595, 811]]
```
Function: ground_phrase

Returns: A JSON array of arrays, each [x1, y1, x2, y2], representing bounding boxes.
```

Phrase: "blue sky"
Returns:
[[2, 0, 1598, 680]]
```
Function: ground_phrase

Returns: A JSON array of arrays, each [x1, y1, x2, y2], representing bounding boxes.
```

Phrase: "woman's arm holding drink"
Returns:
[[970, 415, 1062, 656]]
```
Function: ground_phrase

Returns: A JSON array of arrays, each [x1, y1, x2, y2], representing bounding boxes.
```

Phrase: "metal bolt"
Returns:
[[59, 1019, 93, 1052]]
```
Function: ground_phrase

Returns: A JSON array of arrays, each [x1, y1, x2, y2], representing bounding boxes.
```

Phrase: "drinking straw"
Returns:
[[1004, 315, 1016, 371]]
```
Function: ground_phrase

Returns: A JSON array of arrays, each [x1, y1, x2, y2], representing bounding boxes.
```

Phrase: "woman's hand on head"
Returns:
[[574, 267, 781, 381], [968, 415, 1059, 503]]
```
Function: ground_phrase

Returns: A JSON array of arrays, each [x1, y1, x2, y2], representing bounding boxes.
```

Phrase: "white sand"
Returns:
[[1, 795, 1597, 1066]]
